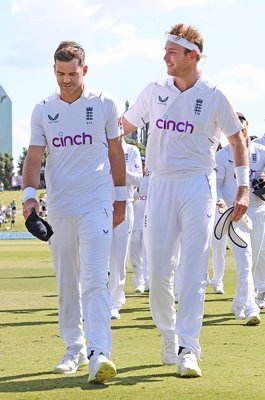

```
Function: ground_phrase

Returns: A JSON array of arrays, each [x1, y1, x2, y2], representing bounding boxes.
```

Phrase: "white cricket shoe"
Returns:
[[231, 306, 245, 320], [245, 313, 261, 326], [161, 336, 177, 365], [213, 284, 225, 294], [53, 346, 88, 374], [111, 308, 121, 320], [177, 348, 202, 378], [256, 292, 265, 309], [88, 353, 116, 384], [135, 285, 145, 294]]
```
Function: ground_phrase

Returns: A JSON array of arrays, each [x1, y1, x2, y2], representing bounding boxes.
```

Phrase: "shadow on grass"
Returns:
[[111, 323, 156, 330], [0, 275, 55, 280], [0, 320, 57, 328], [134, 316, 153, 321], [111, 371, 177, 386], [0, 308, 56, 314], [203, 313, 243, 326], [126, 293, 149, 298], [0, 372, 107, 392], [204, 297, 233, 303], [0, 364, 176, 392], [120, 307, 150, 314]]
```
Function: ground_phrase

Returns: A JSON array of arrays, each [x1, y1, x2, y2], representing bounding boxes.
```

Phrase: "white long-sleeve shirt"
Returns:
[[122, 141, 143, 202]]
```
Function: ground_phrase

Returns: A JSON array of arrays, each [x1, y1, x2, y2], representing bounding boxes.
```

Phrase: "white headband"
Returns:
[[167, 34, 202, 56]]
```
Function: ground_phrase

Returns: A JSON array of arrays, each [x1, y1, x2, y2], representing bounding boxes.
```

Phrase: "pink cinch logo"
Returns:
[[52, 131, 93, 147], [156, 115, 194, 134]]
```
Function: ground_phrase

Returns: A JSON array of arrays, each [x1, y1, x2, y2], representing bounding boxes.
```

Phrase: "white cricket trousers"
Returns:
[[130, 229, 149, 289], [212, 227, 258, 314], [249, 211, 265, 291], [211, 209, 227, 287], [49, 209, 113, 358], [109, 202, 134, 310], [229, 226, 258, 314], [144, 171, 216, 359]]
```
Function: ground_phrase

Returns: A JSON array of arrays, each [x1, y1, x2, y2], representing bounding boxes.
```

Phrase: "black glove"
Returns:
[[252, 178, 265, 201], [25, 208, 53, 242]]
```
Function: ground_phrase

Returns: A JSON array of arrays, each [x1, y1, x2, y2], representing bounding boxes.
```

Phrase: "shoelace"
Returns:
[[180, 351, 196, 366], [61, 352, 80, 364]]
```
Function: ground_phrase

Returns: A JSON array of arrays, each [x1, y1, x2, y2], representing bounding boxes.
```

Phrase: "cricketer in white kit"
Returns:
[[109, 140, 143, 319], [121, 23, 249, 378], [213, 115, 265, 323], [130, 164, 150, 293], [22, 41, 126, 384], [252, 134, 265, 307]]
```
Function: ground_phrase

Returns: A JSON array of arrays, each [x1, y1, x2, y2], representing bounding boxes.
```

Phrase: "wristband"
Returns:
[[23, 187, 37, 203], [235, 166, 249, 187], [114, 186, 127, 201]]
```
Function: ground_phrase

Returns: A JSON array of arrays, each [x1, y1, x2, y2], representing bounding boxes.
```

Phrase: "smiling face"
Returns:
[[163, 41, 195, 78], [54, 58, 88, 103]]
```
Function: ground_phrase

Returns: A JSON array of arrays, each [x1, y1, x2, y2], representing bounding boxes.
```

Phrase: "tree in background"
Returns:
[[0, 153, 14, 189], [17, 147, 47, 187], [17, 147, 28, 176]]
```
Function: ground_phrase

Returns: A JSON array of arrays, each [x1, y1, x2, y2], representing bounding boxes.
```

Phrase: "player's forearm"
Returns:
[[23, 157, 42, 188], [111, 158, 126, 187], [22, 150, 43, 218], [108, 141, 126, 187], [228, 131, 248, 167], [22, 145, 45, 189], [121, 116, 138, 136]]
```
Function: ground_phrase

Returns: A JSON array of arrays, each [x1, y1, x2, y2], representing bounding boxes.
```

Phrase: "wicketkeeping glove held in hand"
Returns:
[[214, 206, 251, 249], [25, 208, 53, 242]]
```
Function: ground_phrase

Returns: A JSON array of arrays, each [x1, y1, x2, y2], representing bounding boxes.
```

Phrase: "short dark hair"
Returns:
[[54, 41, 85, 66], [236, 112, 246, 121]]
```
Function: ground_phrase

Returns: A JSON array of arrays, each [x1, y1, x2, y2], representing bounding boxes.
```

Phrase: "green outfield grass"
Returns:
[[0, 240, 264, 400]]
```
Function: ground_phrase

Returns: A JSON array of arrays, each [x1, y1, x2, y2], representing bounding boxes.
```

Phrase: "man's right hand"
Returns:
[[23, 198, 40, 220], [231, 186, 249, 222]]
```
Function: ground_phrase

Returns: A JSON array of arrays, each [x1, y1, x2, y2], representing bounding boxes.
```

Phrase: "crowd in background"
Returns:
[[0, 198, 16, 230]]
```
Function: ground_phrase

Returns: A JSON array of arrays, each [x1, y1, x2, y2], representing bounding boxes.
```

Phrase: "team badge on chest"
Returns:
[[194, 99, 203, 115], [86, 107, 93, 124]]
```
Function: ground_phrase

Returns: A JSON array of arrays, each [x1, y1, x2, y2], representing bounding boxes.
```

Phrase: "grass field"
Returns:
[[0, 237, 265, 400]]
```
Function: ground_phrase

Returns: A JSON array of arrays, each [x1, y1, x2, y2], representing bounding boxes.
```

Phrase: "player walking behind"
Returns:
[[122, 23, 249, 377], [22, 41, 126, 384], [109, 139, 143, 319], [214, 112, 262, 324]]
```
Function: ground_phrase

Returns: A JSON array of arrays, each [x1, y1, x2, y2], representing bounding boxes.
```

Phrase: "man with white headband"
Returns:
[[166, 34, 206, 58], [121, 23, 249, 378]]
